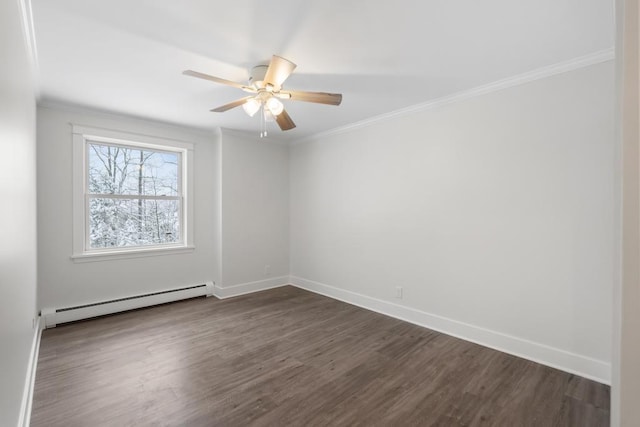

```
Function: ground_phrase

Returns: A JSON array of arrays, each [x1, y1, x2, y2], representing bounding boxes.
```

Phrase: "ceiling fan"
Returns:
[[183, 55, 342, 136]]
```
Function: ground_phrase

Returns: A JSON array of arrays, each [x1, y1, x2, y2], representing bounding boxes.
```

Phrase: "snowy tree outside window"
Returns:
[[86, 141, 182, 249]]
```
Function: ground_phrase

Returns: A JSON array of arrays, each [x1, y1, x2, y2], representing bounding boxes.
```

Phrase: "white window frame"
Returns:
[[72, 125, 195, 262]]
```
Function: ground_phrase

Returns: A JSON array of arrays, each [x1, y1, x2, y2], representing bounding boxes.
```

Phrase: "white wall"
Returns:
[[220, 130, 289, 291], [36, 109, 291, 306], [290, 61, 615, 382], [614, 0, 640, 424], [0, 0, 38, 425], [37, 105, 219, 309]]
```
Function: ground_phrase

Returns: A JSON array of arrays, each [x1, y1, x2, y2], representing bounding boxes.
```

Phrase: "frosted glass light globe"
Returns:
[[266, 97, 284, 116], [242, 98, 261, 117]]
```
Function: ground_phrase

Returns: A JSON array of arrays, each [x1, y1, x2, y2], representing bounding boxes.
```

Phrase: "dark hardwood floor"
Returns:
[[31, 286, 610, 426]]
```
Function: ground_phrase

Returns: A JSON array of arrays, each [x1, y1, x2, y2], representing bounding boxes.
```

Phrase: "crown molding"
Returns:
[[292, 48, 615, 145], [38, 99, 219, 139], [17, 0, 40, 99]]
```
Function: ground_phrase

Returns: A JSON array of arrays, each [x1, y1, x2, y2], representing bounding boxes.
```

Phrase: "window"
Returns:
[[87, 142, 181, 248], [72, 125, 194, 261]]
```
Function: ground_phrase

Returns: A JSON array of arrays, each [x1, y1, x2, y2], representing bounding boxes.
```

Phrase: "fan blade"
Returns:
[[210, 96, 253, 112], [283, 90, 342, 106], [263, 56, 297, 90], [183, 70, 256, 92], [275, 109, 296, 131]]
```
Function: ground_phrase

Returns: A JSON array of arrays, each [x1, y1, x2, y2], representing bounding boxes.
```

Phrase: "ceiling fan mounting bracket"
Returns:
[[248, 65, 269, 88]]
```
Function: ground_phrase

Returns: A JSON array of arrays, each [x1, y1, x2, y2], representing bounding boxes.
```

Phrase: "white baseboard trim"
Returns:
[[213, 276, 290, 299], [289, 276, 611, 385], [18, 316, 42, 427]]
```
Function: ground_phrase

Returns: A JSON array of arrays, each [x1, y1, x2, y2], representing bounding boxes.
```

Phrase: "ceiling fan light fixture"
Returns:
[[266, 97, 284, 116], [242, 98, 261, 117], [184, 55, 342, 134]]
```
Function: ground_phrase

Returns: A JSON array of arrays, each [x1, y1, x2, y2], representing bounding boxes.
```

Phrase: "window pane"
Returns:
[[89, 198, 181, 249], [88, 143, 179, 196]]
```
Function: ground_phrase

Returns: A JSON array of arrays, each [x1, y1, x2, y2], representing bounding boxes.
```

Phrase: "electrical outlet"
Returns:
[[395, 286, 403, 299], [264, 265, 271, 276]]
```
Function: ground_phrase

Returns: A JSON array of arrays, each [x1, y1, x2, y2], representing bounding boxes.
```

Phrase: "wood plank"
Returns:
[[31, 286, 610, 426]]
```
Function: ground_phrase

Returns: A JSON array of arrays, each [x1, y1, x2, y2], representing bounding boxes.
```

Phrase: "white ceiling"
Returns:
[[31, 0, 614, 141]]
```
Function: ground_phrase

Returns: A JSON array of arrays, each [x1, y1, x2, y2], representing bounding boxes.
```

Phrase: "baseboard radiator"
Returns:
[[42, 282, 214, 328]]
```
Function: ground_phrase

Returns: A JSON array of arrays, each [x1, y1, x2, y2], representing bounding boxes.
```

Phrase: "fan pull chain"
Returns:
[[259, 104, 267, 138]]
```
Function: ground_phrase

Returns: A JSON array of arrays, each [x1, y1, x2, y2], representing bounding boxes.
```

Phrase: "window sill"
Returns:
[[71, 245, 195, 263]]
